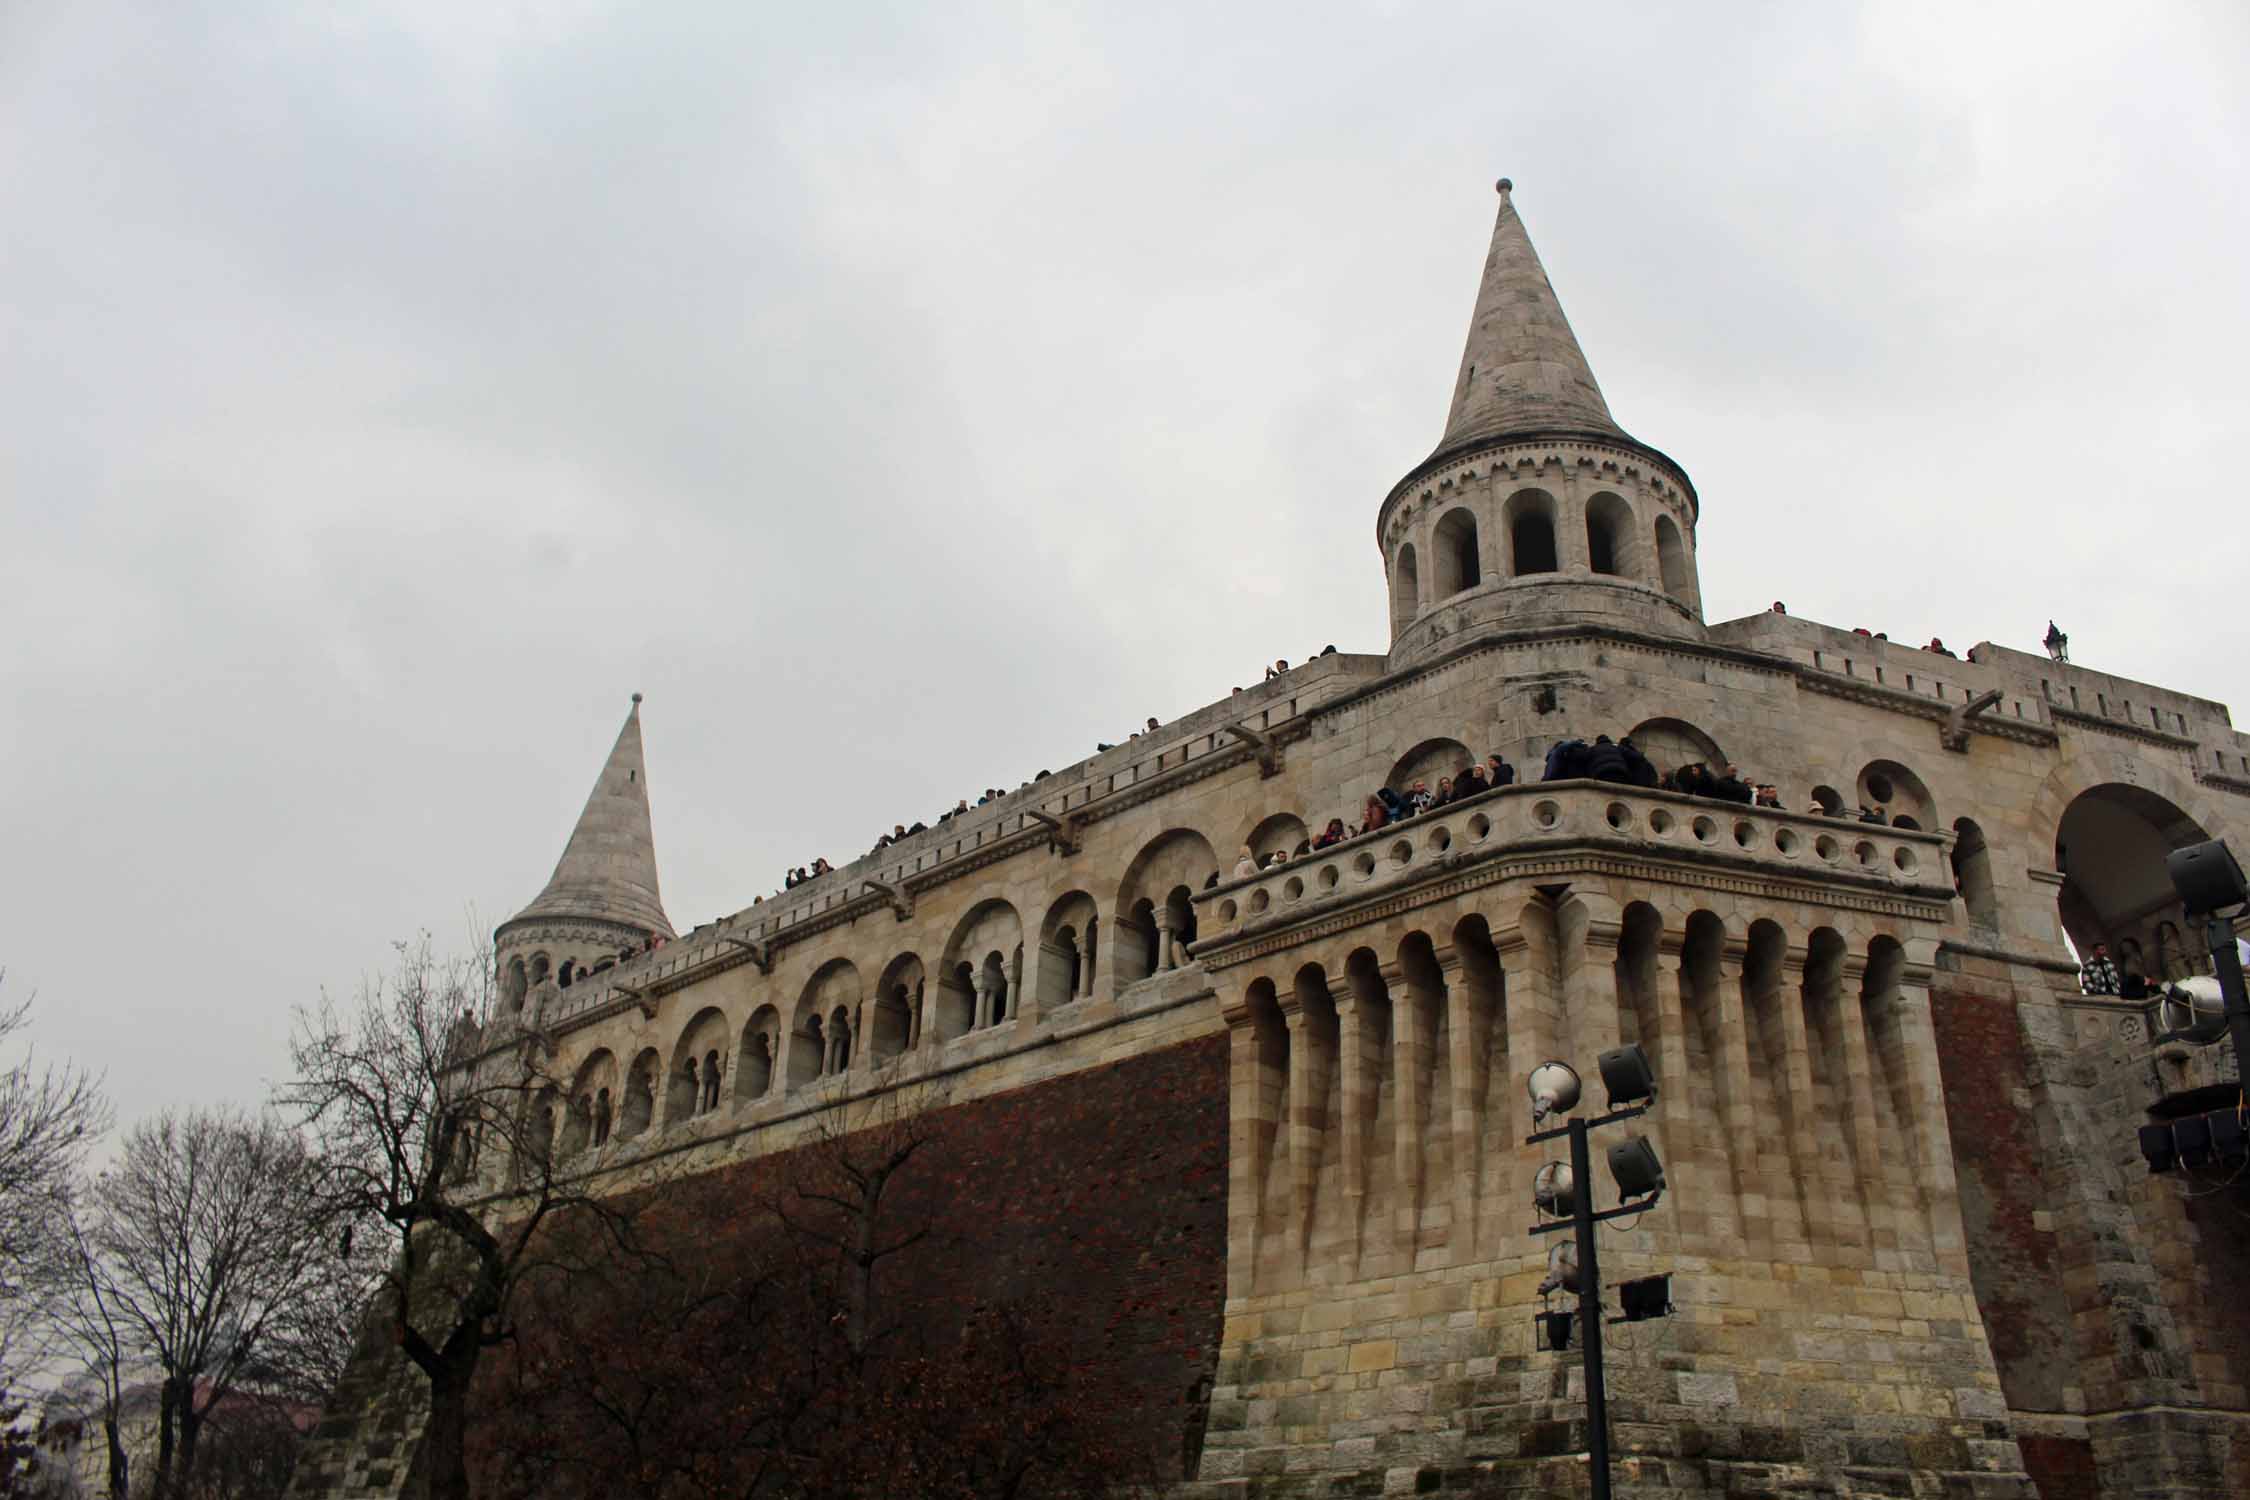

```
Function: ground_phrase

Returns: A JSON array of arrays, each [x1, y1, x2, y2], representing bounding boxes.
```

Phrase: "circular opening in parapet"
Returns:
[[1893, 846, 1918, 875], [1866, 772, 1896, 805], [1318, 864, 1340, 891], [1428, 825, 1452, 855], [1219, 898, 1238, 923], [1389, 839, 1414, 868], [1249, 889, 1270, 914], [1733, 820, 1758, 849], [1692, 815, 1718, 844], [1774, 827, 1800, 857], [1815, 834, 1840, 863], [1533, 799, 1561, 830], [1606, 801, 1630, 831], [1855, 840, 1878, 867], [1283, 875, 1304, 902], [1353, 851, 1376, 881], [1648, 807, 1674, 837], [1467, 813, 1492, 843]]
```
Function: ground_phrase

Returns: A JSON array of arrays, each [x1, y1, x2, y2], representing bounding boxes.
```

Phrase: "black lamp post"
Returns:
[[1525, 1045, 1666, 1500]]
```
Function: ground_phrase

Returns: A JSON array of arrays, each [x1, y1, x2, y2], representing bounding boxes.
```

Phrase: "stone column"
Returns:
[[1774, 939, 1828, 1253], [1153, 908, 1179, 973], [1558, 488, 1591, 573], [1218, 981, 1282, 1300], [1712, 941, 1771, 1261], [1079, 918, 1099, 998], [1385, 959, 1427, 1259], [1651, 932, 1703, 1249], [1894, 956, 1969, 1278], [972, 969, 996, 1031], [1495, 922, 1561, 1261], [1568, 904, 1626, 1063], [1835, 952, 1885, 1257], [1445, 947, 1495, 1261], [1334, 984, 1373, 1271], [1282, 990, 1332, 1274]]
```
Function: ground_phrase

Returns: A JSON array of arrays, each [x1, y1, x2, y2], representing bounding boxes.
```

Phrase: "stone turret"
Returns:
[[1380, 179, 1705, 665], [494, 694, 673, 1019]]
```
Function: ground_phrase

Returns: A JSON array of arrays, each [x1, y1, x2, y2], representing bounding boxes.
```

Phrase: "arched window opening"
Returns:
[[619, 1052, 658, 1140], [557, 960, 575, 989], [789, 1015, 825, 1089], [503, 958, 528, 1014], [699, 1051, 721, 1113], [1952, 818, 1997, 926], [1654, 514, 1690, 599], [592, 1089, 612, 1147], [1432, 507, 1481, 596], [666, 1058, 698, 1124], [742, 1033, 774, 1099], [1585, 492, 1637, 579], [1503, 489, 1558, 576], [1811, 785, 1844, 816], [528, 953, 551, 986], [939, 961, 976, 1042], [828, 1007, 853, 1073], [1130, 897, 1160, 981], [1390, 543, 1420, 638], [1857, 760, 1936, 830], [1511, 511, 1557, 574]]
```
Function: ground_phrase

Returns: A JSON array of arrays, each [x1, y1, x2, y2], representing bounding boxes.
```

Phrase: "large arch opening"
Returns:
[[1115, 829, 1218, 988], [618, 1048, 659, 1140], [666, 1008, 729, 1127], [1244, 811, 1310, 866], [2055, 783, 2212, 976], [871, 953, 923, 1061], [939, 899, 1024, 1036], [1503, 490, 1558, 576], [1585, 492, 1637, 579], [1386, 737, 1473, 796], [1624, 718, 1725, 781], [1389, 543, 1420, 638], [1038, 892, 1098, 1011], [1432, 507, 1482, 596]]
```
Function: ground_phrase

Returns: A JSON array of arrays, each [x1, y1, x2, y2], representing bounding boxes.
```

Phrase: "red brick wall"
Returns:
[[475, 1032, 1232, 1482]]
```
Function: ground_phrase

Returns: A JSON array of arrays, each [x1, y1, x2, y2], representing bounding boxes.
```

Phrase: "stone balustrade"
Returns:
[[1196, 778, 1955, 944]]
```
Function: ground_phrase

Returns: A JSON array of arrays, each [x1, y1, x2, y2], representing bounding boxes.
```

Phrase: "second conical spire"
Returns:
[[1429, 179, 1626, 464], [507, 694, 674, 939]]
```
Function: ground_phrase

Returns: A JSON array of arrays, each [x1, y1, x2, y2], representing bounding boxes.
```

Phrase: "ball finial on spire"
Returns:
[[1496, 177, 1513, 195], [631, 691, 643, 705]]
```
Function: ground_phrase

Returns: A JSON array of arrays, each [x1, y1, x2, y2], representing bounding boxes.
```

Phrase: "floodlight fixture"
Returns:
[[1538, 1238, 1580, 1295], [1617, 1274, 1672, 1322], [2210, 1106, 2247, 1161], [2173, 1113, 2214, 1167], [1607, 1135, 1666, 1201], [1533, 1161, 1576, 1217], [2168, 840, 2249, 917], [2157, 978, 2230, 1046], [1596, 1044, 1657, 1108], [1536, 1309, 1574, 1350], [2139, 1122, 2179, 1175], [1528, 1060, 1582, 1123]]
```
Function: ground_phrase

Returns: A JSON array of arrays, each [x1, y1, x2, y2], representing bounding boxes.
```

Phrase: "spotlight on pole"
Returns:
[[1538, 1239, 1580, 1295], [1533, 1162, 1576, 1217], [1596, 1044, 1657, 1108], [1607, 1136, 1666, 1201], [1536, 1309, 1575, 1351], [2166, 840, 2249, 916], [1528, 1060, 1582, 1123], [1617, 1274, 1672, 1322]]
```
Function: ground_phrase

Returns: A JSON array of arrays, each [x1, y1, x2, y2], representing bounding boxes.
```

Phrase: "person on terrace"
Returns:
[[1234, 845, 1259, 879], [2079, 942, 2120, 996], [1313, 818, 1348, 850]]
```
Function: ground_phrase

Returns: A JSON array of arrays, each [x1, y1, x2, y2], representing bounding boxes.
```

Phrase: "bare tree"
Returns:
[[280, 936, 642, 1500], [0, 983, 108, 1331], [39, 1201, 139, 1499], [84, 1108, 332, 1499]]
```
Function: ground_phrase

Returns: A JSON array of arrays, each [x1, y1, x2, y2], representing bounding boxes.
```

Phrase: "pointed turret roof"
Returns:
[[505, 694, 674, 939], [1426, 178, 1628, 465]]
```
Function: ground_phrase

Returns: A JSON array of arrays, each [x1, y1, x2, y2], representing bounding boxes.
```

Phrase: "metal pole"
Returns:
[[2203, 914, 2250, 1085], [1570, 1115, 1612, 1500]]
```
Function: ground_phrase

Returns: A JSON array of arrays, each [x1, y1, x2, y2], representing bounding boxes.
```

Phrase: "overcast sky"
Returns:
[[5, 2, 2247, 1127]]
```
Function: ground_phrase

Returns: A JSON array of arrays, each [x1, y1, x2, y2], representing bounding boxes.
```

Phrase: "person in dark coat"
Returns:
[[1585, 735, 1630, 783], [1619, 738, 1658, 788], [1376, 786, 1408, 821], [1710, 765, 1754, 803], [1486, 753, 1516, 788], [1673, 762, 1710, 797], [1456, 763, 1490, 799]]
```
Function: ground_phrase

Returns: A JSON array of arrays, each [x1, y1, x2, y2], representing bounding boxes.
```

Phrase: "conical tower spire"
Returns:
[[506, 694, 674, 939], [1428, 178, 1627, 465]]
